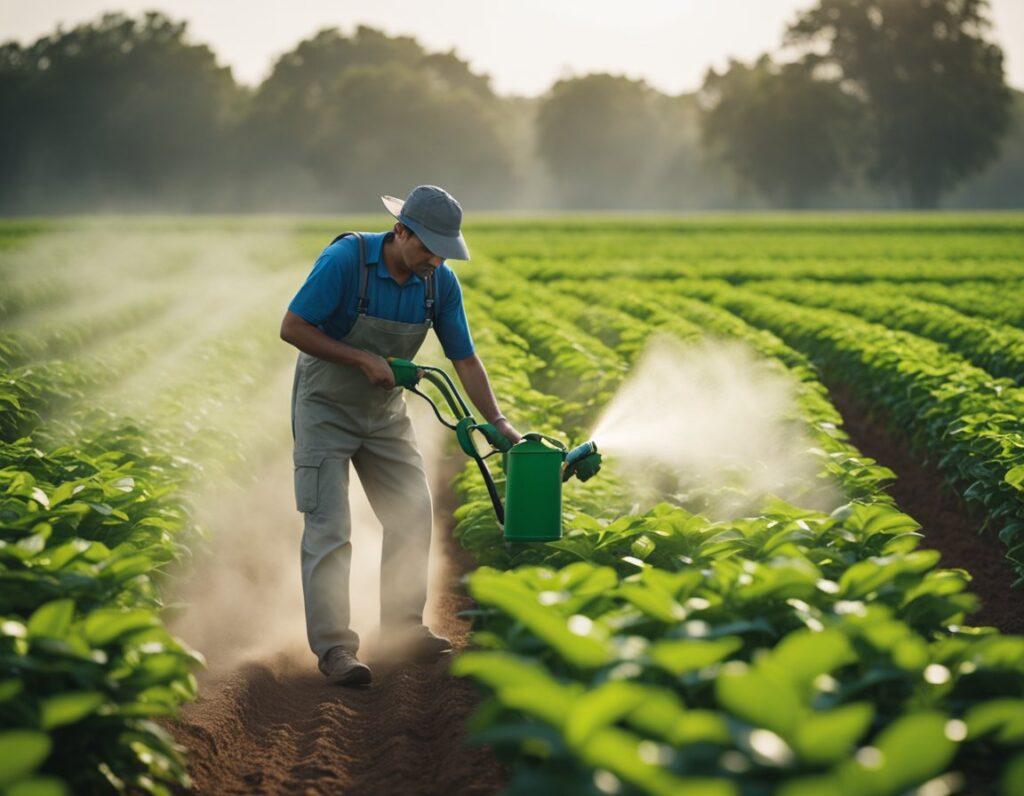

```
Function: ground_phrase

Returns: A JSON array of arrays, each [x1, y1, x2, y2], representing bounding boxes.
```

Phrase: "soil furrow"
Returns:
[[829, 383, 1024, 634], [171, 465, 507, 795]]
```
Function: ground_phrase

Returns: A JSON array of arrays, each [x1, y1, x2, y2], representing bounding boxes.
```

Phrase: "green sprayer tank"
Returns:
[[387, 358, 601, 544], [503, 434, 565, 542]]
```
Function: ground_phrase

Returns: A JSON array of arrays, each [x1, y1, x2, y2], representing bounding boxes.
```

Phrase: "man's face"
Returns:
[[396, 226, 442, 278]]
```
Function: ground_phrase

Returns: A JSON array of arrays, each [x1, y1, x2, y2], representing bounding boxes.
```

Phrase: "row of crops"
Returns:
[[1, 223, 301, 795], [447, 217, 1024, 795]]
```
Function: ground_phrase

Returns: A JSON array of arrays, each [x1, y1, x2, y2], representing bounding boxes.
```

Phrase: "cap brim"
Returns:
[[381, 194, 471, 261], [381, 194, 405, 219]]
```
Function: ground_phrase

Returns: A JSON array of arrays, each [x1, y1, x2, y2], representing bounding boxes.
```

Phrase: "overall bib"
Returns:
[[291, 233, 436, 661]]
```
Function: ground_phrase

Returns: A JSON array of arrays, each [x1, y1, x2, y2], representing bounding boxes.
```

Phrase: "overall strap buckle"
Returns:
[[424, 271, 436, 328]]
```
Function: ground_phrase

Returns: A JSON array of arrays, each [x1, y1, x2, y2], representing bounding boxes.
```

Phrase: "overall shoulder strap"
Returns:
[[331, 232, 370, 315]]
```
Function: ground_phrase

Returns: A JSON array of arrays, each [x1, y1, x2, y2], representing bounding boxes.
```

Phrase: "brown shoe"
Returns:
[[404, 627, 453, 661], [319, 647, 372, 687]]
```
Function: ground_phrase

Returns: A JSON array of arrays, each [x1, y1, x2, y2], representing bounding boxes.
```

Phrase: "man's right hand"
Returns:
[[361, 353, 397, 389]]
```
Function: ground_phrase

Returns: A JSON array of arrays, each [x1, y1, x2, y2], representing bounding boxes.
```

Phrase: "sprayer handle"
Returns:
[[388, 357, 421, 388], [476, 422, 514, 453]]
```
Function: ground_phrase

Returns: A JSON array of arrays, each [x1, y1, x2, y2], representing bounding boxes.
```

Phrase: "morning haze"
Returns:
[[2, 0, 1023, 212]]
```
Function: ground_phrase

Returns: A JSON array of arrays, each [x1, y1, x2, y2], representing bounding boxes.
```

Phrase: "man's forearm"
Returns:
[[452, 354, 504, 423], [280, 310, 371, 368]]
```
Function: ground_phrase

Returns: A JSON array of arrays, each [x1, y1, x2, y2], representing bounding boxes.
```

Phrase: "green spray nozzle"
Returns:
[[562, 440, 601, 482]]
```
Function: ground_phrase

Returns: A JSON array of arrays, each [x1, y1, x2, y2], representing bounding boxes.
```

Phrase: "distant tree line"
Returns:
[[0, 2, 1019, 213]]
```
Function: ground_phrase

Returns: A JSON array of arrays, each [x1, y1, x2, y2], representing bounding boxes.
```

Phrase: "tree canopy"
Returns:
[[786, 0, 1012, 207]]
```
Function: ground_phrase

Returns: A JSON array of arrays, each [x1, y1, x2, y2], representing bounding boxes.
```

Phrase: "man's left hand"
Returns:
[[494, 417, 522, 446]]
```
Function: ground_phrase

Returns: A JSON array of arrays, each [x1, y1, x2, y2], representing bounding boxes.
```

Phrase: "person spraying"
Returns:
[[280, 186, 521, 687]]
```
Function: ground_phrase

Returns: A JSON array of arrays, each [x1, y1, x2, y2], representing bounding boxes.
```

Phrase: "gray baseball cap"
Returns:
[[381, 185, 471, 261]]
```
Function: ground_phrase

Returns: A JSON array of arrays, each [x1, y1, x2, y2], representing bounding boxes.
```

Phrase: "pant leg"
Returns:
[[352, 413, 433, 629], [298, 454, 361, 660]]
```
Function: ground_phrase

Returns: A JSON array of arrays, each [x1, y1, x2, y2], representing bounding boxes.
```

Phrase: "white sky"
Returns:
[[3, 0, 1022, 95]]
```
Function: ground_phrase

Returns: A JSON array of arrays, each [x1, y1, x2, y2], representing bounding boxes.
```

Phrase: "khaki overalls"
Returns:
[[291, 233, 436, 662]]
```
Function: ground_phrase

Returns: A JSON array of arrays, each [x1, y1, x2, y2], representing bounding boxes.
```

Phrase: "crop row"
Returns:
[[1, 366, 202, 795], [451, 278, 1024, 795], [744, 280, 1024, 385], [1, 241, 300, 793], [669, 280, 1024, 583]]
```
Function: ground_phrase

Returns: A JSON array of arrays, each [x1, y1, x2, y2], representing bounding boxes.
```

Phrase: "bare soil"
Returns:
[[170, 468, 507, 795], [829, 384, 1024, 634]]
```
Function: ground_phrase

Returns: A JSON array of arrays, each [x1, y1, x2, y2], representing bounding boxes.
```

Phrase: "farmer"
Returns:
[[280, 185, 520, 687]]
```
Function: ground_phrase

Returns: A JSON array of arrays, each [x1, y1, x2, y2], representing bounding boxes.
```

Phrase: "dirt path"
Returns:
[[170, 463, 507, 795], [829, 384, 1024, 634]]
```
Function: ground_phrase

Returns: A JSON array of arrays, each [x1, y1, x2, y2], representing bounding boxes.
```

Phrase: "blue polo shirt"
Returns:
[[288, 232, 475, 360]]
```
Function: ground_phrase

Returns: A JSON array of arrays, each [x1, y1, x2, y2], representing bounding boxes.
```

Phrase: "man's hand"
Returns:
[[494, 417, 522, 446], [361, 353, 397, 389]]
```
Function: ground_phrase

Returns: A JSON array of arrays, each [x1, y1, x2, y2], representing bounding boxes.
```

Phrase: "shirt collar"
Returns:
[[370, 231, 422, 285]]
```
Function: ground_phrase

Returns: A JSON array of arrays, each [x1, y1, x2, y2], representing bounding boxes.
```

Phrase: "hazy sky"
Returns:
[[4, 0, 1023, 95]]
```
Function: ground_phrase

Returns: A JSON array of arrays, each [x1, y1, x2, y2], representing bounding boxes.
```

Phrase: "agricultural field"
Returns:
[[1, 215, 1023, 795]]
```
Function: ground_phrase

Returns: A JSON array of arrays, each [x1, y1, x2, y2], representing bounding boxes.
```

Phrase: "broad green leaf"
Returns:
[[6, 776, 70, 796], [648, 637, 743, 675], [617, 583, 686, 623], [82, 608, 158, 646], [964, 699, 1024, 744], [40, 691, 105, 730], [715, 663, 801, 737], [1004, 753, 1024, 796], [0, 731, 51, 786], [768, 629, 855, 689], [468, 570, 614, 668], [565, 682, 657, 747], [842, 504, 921, 537], [793, 703, 874, 765], [1005, 465, 1024, 490], [0, 679, 24, 702], [27, 599, 75, 639], [777, 774, 843, 796], [579, 726, 738, 796], [839, 711, 956, 795]]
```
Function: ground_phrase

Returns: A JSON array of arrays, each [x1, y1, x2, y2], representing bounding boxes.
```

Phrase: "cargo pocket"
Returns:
[[293, 455, 323, 513]]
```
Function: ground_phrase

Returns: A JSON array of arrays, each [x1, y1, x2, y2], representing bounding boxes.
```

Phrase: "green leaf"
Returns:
[[468, 570, 614, 669], [578, 725, 738, 796], [1004, 753, 1024, 796], [840, 711, 956, 795], [0, 731, 52, 786], [768, 629, 855, 689], [793, 703, 874, 765], [565, 682, 655, 747], [82, 608, 158, 646], [5, 776, 69, 796], [40, 691, 105, 730], [648, 637, 743, 676], [617, 583, 686, 623], [0, 679, 24, 702], [27, 599, 75, 639], [1005, 465, 1024, 491], [964, 699, 1024, 744], [715, 663, 802, 737]]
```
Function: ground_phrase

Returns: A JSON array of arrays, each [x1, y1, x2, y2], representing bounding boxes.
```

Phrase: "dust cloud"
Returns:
[[8, 223, 464, 675], [171, 347, 456, 674], [590, 336, 841, 519]]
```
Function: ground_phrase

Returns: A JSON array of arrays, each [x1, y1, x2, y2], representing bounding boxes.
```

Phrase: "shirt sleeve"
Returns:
[[287, 238, 357, 326], [434, 268, 475, 360]]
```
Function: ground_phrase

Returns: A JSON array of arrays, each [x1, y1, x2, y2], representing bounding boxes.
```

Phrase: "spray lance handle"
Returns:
[[389, 357, 422, 388]]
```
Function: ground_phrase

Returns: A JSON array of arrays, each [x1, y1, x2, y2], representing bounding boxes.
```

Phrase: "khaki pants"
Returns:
[[295, 412, 432, 661]]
